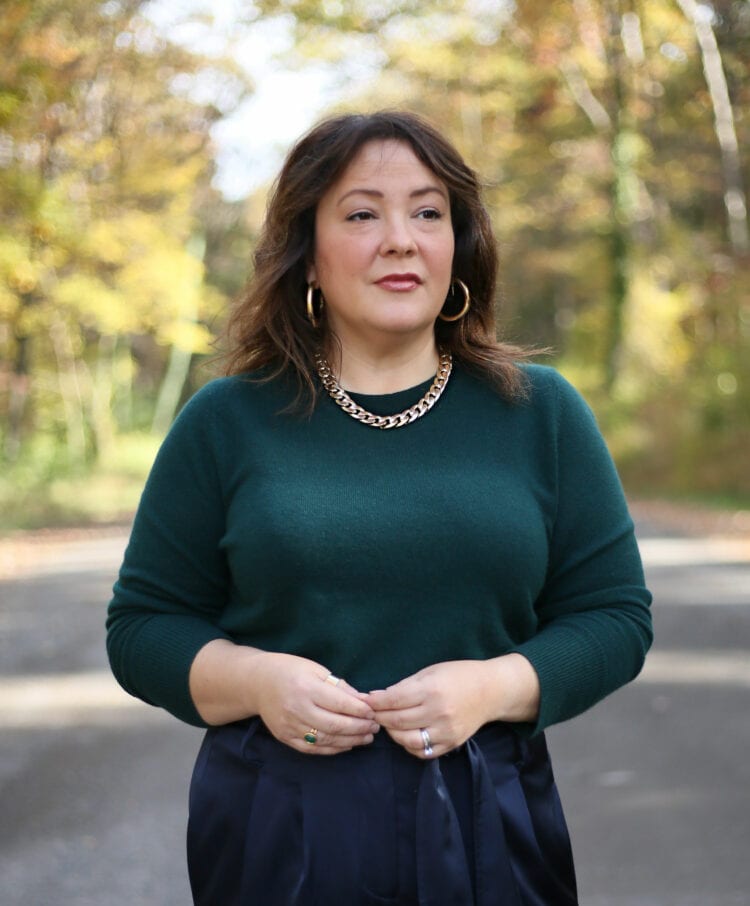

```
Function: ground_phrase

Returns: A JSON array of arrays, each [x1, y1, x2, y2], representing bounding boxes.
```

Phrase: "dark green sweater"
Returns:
[[106, 364, 652, 734]]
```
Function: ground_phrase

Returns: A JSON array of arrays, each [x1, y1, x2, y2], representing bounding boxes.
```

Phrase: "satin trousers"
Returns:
[[187, 718, 578, 906]]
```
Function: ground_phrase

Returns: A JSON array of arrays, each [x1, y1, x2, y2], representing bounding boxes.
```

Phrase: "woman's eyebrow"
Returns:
[[336, 185, 448, 206]]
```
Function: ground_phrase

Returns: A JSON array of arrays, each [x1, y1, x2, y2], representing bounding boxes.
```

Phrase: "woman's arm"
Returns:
[[370, 369, 652, 756], [106, 383, 238, 726], [366, 653, 540, 759], [108, 381, 378, 753], [509, 371, 653, 733], [190, 639, 379, 754]]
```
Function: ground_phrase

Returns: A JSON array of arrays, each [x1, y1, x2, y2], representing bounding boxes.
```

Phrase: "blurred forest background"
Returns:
[[1, 0, 748, 531]]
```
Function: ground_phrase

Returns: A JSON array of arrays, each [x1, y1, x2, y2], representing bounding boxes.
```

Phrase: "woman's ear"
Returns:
[[306, 262, 318, 286]]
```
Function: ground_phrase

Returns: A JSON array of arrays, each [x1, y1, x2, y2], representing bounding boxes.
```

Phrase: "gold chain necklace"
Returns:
[[315, 351, 453, 430]]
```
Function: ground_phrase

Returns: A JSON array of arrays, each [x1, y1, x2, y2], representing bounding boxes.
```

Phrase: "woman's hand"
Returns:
[[250, 651, 380, 755], [364, 654, 540, 759], [189, 640, 379, 755]]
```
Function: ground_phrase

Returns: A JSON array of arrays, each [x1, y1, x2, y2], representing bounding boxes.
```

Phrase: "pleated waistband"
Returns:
[[190, 718, 577, 905]]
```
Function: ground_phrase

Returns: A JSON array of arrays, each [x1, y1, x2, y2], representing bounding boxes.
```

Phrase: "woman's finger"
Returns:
[[314, 677, 377, 720], [305, 705, 380, 740], [384, 726, 442, 759], [285, 724, 377, 754], [370, 704, 426, 731], [365, 682, 425, 713]]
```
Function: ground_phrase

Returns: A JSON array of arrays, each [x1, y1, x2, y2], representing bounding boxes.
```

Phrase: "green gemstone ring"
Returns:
[[303, 729, 318, 745]]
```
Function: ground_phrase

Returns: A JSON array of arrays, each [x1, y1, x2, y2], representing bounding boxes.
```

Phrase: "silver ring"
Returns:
[[420, 728, 433, 757], [325, 673, 341, 686]]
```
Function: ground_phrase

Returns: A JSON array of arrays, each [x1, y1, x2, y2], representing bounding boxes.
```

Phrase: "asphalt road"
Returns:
[[0, 518, 748, 906]]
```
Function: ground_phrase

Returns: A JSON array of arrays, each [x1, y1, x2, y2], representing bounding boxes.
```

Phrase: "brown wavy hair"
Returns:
[[224, 110, 533, 405]]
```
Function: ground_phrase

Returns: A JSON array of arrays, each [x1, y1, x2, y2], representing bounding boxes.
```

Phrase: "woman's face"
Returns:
[[307, 139, 455, 353]]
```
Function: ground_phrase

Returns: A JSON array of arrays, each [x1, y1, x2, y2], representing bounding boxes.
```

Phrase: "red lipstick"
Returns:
[[375, 273, 423, 291]]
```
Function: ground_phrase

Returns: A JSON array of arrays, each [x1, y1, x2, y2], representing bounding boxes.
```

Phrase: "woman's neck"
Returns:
[[328, 335, 440, 395]]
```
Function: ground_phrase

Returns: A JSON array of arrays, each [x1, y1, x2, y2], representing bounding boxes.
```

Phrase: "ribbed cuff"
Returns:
[[130, 615, 232, 727], [512, 621, 608, 736]]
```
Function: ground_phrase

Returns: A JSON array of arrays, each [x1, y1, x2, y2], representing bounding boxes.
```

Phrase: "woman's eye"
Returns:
[[347, 211, 375, 222], [417, 208, 442, 220]]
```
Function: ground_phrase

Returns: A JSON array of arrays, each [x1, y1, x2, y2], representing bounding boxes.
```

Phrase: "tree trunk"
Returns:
[[151, 236, 205, 435], [4, 331, 31, 462], [676, 0, 748, 256], [602, 1, 630, 392], [49, 317, 87, 464], [90, 332, 116, 461]]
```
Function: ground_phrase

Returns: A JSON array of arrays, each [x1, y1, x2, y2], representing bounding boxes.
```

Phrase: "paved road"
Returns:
[[0, 521, 748, 906]]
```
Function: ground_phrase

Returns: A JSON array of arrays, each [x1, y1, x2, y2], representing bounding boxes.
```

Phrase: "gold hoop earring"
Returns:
[[307, 284, 324, 328], [438, 279, 470, 322]]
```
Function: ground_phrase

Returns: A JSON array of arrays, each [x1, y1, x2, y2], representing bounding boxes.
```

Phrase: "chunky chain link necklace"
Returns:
[[314, 350, 453, 430]]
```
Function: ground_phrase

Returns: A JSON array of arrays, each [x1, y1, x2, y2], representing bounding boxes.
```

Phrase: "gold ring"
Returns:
[[325, 674, 341, 686], [303, 728, 318, 745]]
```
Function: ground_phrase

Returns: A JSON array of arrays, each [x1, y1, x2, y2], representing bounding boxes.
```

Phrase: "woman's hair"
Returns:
[[223, 110, 533, 404]]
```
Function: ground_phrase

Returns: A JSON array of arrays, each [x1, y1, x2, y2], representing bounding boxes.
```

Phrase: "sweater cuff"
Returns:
[[511, 624, 608, 736], [127, 616, 232, 727]]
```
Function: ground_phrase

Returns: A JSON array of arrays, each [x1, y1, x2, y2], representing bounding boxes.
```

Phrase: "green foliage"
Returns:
[[257, 0, 750, 498], [0, 430, 161, 531], [0, 0, 253, 484], [1, 0, 748, 531]]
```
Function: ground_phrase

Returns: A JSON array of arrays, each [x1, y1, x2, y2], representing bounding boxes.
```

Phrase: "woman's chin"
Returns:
[[366, 312, 440, 340]]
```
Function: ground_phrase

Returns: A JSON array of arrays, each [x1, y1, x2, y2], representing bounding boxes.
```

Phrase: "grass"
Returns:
[[0, 433, 161, 534], [2, 430, 747, 536]]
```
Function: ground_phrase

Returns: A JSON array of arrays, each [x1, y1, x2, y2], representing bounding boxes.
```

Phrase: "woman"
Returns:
[[107, 111, 653, 905]]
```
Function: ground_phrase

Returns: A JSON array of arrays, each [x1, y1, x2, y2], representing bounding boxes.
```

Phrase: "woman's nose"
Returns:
[[380, 217, 416, 255]]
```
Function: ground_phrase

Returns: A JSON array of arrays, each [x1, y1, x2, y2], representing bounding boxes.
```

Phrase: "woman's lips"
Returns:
[[375, 274, 423, 291]]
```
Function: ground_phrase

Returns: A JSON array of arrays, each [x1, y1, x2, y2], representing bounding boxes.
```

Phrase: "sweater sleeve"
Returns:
[[106, 382, 234, 727], [513, 371, 653, 734]]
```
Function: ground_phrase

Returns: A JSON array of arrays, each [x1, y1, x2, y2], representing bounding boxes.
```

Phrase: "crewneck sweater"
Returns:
[[107, 363, 652, 734]]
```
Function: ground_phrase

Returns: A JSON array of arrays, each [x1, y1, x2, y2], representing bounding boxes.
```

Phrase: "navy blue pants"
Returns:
[[187, 719, 577, 905]]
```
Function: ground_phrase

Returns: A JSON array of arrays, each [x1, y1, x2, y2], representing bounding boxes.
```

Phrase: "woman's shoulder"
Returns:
[[179, 370, 290, 414], [159, 372, 292, 446], [502, 363, 605, 445], [517, 362, 593, 413], [454, 360, 583, 414], [519, 362, 574, 393]]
